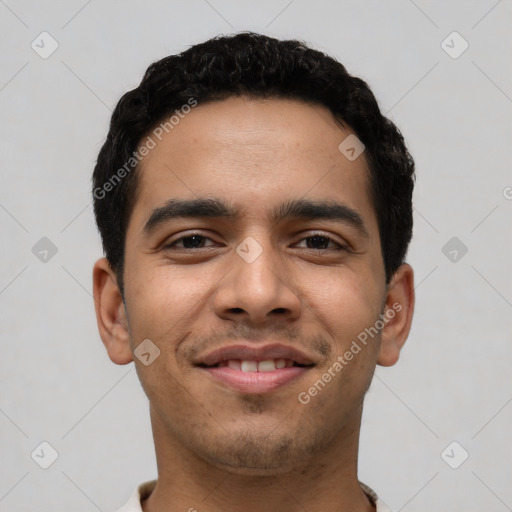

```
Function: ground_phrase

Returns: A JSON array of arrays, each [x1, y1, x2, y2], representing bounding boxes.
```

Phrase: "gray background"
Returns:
[[1, 0, 511, 510]]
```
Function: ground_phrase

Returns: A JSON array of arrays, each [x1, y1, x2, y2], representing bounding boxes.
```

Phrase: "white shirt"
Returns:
[[115, 480, 392, 511]]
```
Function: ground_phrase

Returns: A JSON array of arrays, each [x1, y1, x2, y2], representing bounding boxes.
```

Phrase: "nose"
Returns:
[[213, 238, 302, 325]]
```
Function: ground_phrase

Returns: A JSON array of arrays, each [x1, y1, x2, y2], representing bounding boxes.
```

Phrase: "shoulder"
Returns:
[[113, 480, 157, 512], [360, 482, 393, 512]]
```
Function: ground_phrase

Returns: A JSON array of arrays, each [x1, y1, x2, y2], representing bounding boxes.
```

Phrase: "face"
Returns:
[[94, 96, 413, 475]]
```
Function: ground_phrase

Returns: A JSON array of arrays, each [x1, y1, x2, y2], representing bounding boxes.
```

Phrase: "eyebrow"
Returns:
[[143, 198, 237, 236], [271, 198, 368, 237], [142, 197, 369, 238]]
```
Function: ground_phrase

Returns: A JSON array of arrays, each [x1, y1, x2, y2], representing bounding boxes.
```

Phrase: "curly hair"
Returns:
[[92, 32, 415, 292]]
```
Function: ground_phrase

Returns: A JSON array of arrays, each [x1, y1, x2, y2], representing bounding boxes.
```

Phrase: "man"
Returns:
[[92, 32, 415, 512]]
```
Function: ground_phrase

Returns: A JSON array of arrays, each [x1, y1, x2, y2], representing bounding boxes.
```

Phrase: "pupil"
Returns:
[[183, 235, 204, 248], [307, 236, 328, 249]]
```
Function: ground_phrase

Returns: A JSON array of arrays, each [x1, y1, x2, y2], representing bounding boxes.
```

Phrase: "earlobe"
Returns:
[[92, 258, 133, 365], [377, 263, 415, 367]]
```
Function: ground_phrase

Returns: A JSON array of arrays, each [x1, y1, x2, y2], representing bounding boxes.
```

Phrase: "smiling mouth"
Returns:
[[197, 359, 314, 394], [198, 358, 311, 371]]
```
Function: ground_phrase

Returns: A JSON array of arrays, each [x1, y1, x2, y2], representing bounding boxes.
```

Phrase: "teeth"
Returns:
[[227, 360, 241, 370], [241, 360, 258, 372], [217, 359, 294, 371], [258, 360, 276, 372]]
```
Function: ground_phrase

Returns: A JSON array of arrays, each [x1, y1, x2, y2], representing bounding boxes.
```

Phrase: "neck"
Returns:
[[142, 404, 375, 512]]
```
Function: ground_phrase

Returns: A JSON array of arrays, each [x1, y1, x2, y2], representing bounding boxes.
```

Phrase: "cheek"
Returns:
[[127, 266, 210, 333], [295, 273, 382, 425], [124, 269, 212, 406], [124, 265, 218, 387], [300, 268, 382, 344]]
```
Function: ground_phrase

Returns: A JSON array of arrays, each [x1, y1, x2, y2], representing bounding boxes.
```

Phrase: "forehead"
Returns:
[[131, 96, 376, 232]]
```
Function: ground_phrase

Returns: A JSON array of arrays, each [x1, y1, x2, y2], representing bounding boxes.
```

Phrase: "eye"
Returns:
[[164, 233, 217, 250], [294, 233, 347, 251]]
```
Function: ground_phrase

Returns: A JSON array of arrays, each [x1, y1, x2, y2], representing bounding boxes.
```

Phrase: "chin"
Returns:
[[215, 462, 298, 477], [204, 453, 300, 477], [197, 430, 319, 476]]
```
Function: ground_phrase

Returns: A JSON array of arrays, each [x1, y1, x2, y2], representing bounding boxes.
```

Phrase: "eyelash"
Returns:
[[164, 232, 348, 251]]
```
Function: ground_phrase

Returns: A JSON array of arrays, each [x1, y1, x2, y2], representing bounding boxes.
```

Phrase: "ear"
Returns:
[[92, 257, 133, 365], [377, 263, 415, 367]]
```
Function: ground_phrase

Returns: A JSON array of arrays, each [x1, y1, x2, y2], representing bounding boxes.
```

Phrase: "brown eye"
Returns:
[[295, 234, 347, 251], [179, 235, 207, 249], [305, 235, 331, 249], [165, 234, 216, 250]]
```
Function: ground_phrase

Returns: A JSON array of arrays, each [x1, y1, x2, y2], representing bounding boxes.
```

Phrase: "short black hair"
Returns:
[[92, 31, 415, 293]]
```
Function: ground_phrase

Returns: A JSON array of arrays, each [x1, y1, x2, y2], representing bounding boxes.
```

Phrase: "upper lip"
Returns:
[[196, 343, 316, 367]]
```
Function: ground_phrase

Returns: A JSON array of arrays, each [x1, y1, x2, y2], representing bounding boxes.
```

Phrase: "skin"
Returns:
[[93, 96, 414, 512]]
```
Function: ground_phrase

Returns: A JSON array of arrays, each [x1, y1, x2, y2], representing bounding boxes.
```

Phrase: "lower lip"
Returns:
[[199, 366, 311, 394]]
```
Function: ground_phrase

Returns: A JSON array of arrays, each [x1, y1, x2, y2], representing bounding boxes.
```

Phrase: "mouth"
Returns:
[[198, 358, 310, 371], [195, 344, 316, 394]]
